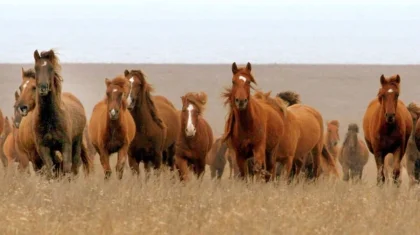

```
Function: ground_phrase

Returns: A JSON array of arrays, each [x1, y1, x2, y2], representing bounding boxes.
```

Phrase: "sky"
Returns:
[[0, 0, 419, 64]]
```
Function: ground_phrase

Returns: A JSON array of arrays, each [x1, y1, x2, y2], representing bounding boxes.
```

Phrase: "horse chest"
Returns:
[[104, 130, 125, 154]]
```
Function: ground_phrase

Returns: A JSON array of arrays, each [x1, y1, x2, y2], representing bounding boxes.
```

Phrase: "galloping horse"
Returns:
[[175, 92, 213, 181], [30, 49, 92, 177], [339, 123, 369, 182], [403, 102, 420, 186], [222, 62, 284, 181], [253, 90, 338, 181], [363, 74, 412, 185], [89, 75, 136, 179], [123, 69, 180, 175], [0, 117, 12, 168], [206, 136, 238, 179], [325, 120, 340, 161]]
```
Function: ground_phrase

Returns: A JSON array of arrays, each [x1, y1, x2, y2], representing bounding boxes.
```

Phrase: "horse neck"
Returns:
[[35, 87, 62, 121], [106, 113, 124, 137], [132, 91, 155, 129], [233, 98, 257, 130]]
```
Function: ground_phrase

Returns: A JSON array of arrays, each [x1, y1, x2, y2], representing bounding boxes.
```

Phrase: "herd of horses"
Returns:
[[1, 49, 420, 187]]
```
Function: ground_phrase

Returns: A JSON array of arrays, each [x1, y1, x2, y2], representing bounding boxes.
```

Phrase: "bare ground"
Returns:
[[1, 63, 420, 234]]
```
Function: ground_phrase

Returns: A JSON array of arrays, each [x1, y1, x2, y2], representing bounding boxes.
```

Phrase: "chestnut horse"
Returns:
[[0, 117, 12, 168], [339, 123, 369, 182], [175, 92, 213, 181], [222, 63, 285, 181], [403, 102, 420, 187], [31, 49, 91, 178], [3, 117, 20, 169], [363, 74, 412, 185], [254, 90, 338, 181], [325, 120, 340, 161], [89, 75, 136, 179], [123, 69, 180, 175]]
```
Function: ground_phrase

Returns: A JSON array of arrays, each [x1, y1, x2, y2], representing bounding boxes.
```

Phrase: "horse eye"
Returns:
[[232, 81, 235, 85], [32, 87, 36, 91]]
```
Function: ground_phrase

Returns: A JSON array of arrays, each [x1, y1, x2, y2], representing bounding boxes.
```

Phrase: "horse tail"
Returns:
[[321, 144, 339, 177], [277, 91, 301, 106], [80, 142, 93, 176]]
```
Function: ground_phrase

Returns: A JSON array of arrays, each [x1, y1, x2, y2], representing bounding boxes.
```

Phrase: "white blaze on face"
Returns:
[[239, 76, 247, 83], [112, 88, 117, 92], [22, 80, 30, 91], [388, 88, 393, 93], [185, 103, 196, 137], [110, 109, 116, 116], [41, 61, 47, 67], [127, 77, 134, 105]]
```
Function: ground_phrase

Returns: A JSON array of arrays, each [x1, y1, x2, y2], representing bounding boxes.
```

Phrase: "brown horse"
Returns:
[[223, 63, 287, 181], [325, 120, 340, 161], [175, 92, 213, 181], [123, 69, 180, 175], [206, 136, 239, 179], [89, 75, 136, 179], [254, 90, 338, 181], [339, 123, 369, 181], [363, 74, 412, 185], [402, 102, 420, 187], [0, 117, 12, 168], [3, 117, 21, 169], [30, 49, 91, 178], [273, 91, 338, 180]]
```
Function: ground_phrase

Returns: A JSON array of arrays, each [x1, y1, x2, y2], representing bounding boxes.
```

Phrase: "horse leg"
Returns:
[[252, 146, 266, 177], [71, 137, 83, 176], [128, 154, 140, 176], [62, 142, 73, 175], [342, 164, 350, 181], [374, 151, 386, 186], [116, 145, 129, 180], [392, 148, 403, 187], [210, 165, 216, 179], [98, 150, 111, 180], [166, 144, 176, 171], [38, 145, 55, 179], [17, 153, 30, 175], [194, 158, 206, 180], [175, 155, 189, 181]]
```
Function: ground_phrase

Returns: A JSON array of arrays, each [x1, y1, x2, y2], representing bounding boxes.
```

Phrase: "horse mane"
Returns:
[[277, 91, 301, 106], [254, 90, 287, 117], [407, 102, 420, 116], [39, 49, 63, 94], [183, 92, 207, 114], [129, 69, 165, 129], [22, 68, 36, 79], [328, 120, 340, 128]]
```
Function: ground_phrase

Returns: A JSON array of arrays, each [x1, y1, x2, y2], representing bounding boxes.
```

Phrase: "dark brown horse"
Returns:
[[175, 92, 213, 181], [404, 102, 420, 187], [123, 69, 180, 175], [363, 74, 412, 185], [339, 123, 369, 182], [30, 49, 92, 177], [89, 75, 136, 179]]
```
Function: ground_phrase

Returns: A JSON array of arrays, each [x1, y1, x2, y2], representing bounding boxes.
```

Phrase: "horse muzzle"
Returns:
[[385, 113, 396, 123], [127, 101, 135, 111], [235, 98, 248, 110], [19, 105, 29, 116], [38, 84, 50, 96], [109, 109, 120, 120]]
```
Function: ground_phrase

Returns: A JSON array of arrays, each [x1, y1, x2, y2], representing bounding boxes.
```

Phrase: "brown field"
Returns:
[[1, 63, 420, 234]]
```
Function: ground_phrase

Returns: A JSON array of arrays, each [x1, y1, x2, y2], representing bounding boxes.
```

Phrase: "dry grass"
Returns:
[[0, 156, 420, 235]]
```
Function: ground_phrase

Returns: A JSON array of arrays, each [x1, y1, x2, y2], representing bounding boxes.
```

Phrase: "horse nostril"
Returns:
[[235, 98, 239, 103], [244, 98, 248, 102]]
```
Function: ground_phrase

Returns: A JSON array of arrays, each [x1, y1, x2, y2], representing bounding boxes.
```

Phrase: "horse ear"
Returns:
[[124, 69, 129, 77], [21, 67, 25, 77], [380, 74, 386, 85], [246, 62, 252, 71], [34, 50, 40, 62], [105, 78, 111, 87], [231, 62, 238, 74], [395, 74, 401, 84]]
